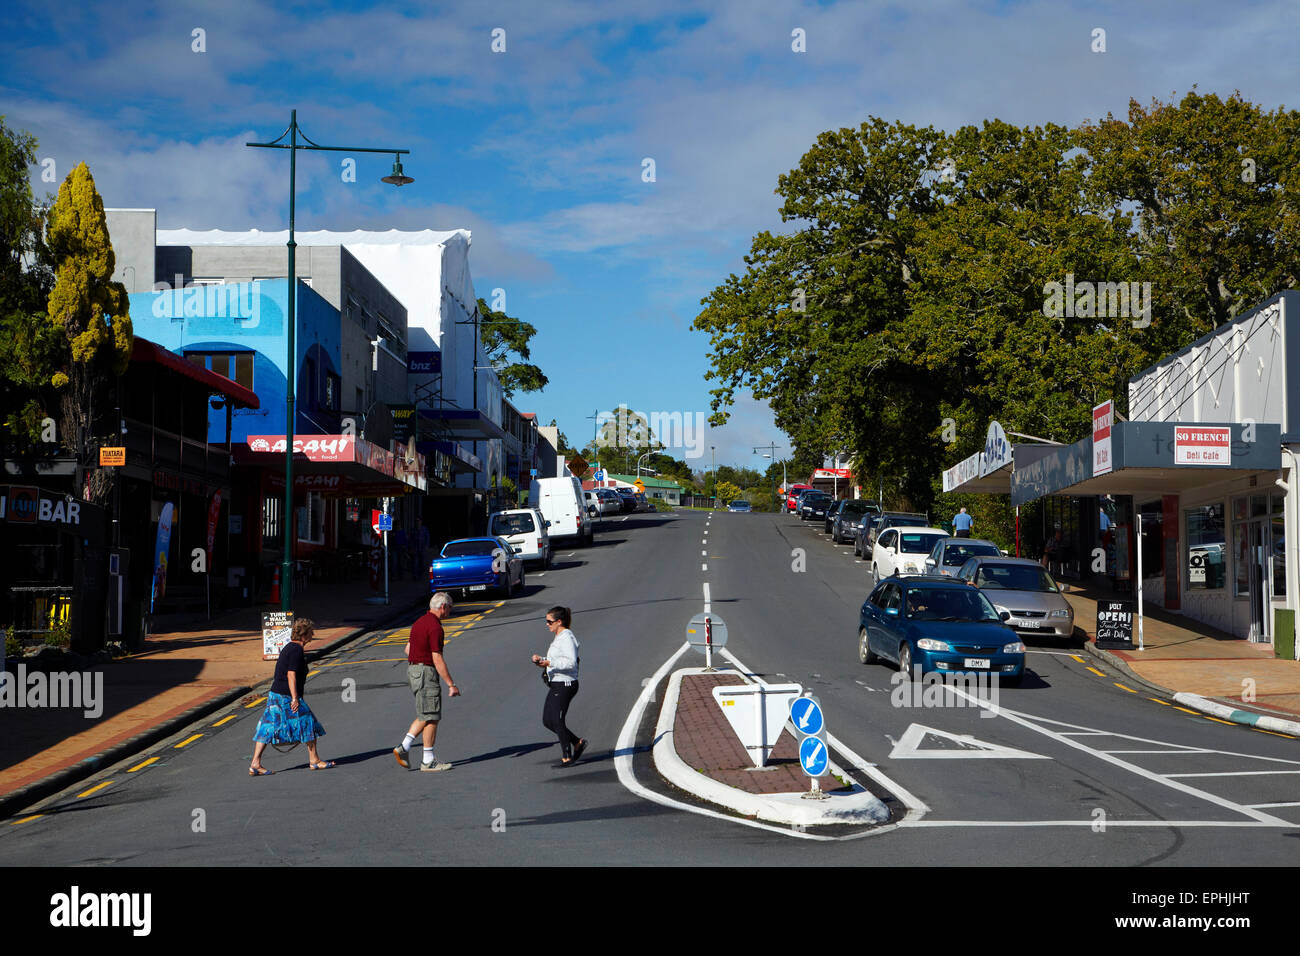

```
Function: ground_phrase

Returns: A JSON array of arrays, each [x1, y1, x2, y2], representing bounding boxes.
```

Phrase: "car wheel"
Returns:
[[545, 550, 552, 570], [518, 567, 525, 592], [871, 563, 879, 585], [854, 539, 861, 557], [858, 627, 877, 665], [898, 643, 914, 680]]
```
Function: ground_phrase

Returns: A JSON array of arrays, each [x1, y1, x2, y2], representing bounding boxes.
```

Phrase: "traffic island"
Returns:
[[654, 667, 889, 828]]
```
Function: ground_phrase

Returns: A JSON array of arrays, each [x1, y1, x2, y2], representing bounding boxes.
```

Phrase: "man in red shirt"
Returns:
[[394, 591, 461, 771]]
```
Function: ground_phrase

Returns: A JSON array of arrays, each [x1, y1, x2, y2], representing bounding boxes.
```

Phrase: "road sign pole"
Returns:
[[704, 616, 714, 670]]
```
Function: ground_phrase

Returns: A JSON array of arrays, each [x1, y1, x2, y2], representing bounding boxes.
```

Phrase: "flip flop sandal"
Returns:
[[249, 767, 273, 776], [309, 761, 336, 770]]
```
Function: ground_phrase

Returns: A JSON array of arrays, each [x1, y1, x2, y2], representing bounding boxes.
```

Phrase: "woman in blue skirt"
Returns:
[[249, 617, 334, 774]]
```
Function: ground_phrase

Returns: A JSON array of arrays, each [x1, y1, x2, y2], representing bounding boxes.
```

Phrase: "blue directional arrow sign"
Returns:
[[790, 696, 824, 737], [799, 735, 829, 777]]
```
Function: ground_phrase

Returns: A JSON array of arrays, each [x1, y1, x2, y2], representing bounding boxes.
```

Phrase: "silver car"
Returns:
[[924, 538, 1002, 577], [957, 556, 1075, 641]]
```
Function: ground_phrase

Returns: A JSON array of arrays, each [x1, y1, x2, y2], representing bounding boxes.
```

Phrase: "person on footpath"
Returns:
[[531, 606, 586, 768], [952, 507, 974, 538], [249, 618, 334, 775], [394, 592, 460, 772]]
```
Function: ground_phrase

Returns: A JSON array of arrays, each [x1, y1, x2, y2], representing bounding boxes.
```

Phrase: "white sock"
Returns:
[[401, 734, 415, 751], [422, 752, 436, 766]]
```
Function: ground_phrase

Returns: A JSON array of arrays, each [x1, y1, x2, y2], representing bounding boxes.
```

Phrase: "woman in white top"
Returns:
[[532, 605, 587, 767]]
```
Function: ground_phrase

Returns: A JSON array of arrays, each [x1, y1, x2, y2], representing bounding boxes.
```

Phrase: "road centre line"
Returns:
[[703, 583, 710, 611], [1166, 770, 1300, 778]]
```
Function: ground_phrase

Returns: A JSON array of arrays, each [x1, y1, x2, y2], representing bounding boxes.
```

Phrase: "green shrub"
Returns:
[[44, 618, 71, 648], [5, 626, 21, 658]]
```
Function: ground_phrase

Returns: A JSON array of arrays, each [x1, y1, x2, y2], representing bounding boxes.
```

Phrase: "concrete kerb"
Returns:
[[1083, 640, 1174, 698], [0, 595, 424, 821], [654, 665, 889, 828]]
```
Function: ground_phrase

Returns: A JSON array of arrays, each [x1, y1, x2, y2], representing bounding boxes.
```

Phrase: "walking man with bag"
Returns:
[[394, 592, 460, 772]]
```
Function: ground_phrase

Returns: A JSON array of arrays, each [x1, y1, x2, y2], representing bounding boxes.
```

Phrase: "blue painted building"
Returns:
[[129, 279, 343, 442]]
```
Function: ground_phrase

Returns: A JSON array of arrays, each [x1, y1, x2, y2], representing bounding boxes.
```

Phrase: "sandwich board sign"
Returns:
[[711, 682, 802, 768]]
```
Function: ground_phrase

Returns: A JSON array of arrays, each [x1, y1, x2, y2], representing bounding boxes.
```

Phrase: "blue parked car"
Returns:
[[428, 537, 525, 599], [858, 576, 1025, 686]]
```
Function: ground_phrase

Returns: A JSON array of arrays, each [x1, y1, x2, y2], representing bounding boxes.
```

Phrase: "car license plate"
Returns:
[[1018, 620, 1040, 628], [468, 585, 487, 592], [963, 658, 991, 669]]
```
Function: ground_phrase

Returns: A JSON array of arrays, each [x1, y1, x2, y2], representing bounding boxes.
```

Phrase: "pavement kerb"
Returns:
[[0, 594, 424, 821], [1082, 639, 1175, 698], [1171, 692, 1300, 736], [653, 666, 889, 828]]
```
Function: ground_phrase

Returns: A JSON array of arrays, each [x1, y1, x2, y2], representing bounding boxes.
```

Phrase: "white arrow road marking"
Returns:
[[889, 724, 1048, 760]]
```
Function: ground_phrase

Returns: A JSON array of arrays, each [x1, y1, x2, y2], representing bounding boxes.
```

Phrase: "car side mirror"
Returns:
[[924, 558, 935, 567]]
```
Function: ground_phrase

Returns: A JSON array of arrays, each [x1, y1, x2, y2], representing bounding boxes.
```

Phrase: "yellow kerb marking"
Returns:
[[77, 781, 113, 798], [174, 734, 204, 749], [1148, 697, 1171, 706], [1202, 716, 1235, 725], [1253, 728, 1296, 739], [245, 696, 266, 708], [1113, 683, 1136, 693], [1173, 706, 1200, 715], [11, 814, 44, 826], [127, 757, 159, 773], [1070, 655, 1085, 663], [1086, 667, 1106, 677], [212, 715, 236, 727]]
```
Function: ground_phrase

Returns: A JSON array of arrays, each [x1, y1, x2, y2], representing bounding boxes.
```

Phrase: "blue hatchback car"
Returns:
[[858, 576, 1026, 686], [428, 536, 525, 598]]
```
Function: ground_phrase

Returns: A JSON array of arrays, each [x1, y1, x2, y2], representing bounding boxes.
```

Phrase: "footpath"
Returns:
[[0, 576, 430, 818], [1064, 580, 1300, 735]]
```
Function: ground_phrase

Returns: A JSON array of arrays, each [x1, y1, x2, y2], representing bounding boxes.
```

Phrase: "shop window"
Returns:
[[1186, 503, 1225, 590], [1274, 494, 1287, 598], [1139, 502, 1163, 576], [297, 492, 326, 545], [186, 351, 254, 390]]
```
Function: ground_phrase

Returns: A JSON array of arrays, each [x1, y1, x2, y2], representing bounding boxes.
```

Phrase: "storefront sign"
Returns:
[[980, 421, 1012, 476], [1095, 600, 1135, 649], [0, 486, 83, 525], [99, 447, 126, 466], [262, 610, 294, 661], [391, 404, 417, 443], [247, 435, 354, 461], [151, 502, 174, 614], [1092, 400, 1113, 477], [812, 468, 851, 480], [407, 351, 441, 374], [205, 491, 222, 563], [942, 451, 982, 492], [1174, 427, 1231, 466]]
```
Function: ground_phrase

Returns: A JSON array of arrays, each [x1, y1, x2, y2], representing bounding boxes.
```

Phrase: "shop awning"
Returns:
[[131, 338, 260, 409], [235, 434, 426, 496], [1010, 421, 1282, 506], [941, 444, 1058, 494], [416, 408, 507, 441]]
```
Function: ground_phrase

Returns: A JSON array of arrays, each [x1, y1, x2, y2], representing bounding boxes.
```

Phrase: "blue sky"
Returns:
[[4, 0, 1299, 474]]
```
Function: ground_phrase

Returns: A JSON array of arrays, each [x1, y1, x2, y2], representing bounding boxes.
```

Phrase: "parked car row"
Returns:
[[787, 492, 1074, 686]]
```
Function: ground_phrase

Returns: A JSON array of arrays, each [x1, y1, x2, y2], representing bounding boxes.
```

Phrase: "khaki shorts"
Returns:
[[408, 664, 442, 722]]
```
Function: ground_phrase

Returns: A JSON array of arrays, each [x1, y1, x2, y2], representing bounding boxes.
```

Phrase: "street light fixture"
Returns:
[[247, 109, 412, 612]]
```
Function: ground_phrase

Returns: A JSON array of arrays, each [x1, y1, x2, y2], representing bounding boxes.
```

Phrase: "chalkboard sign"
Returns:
[[262, 611, 294, 661], [1095, 600, 1135, 649]]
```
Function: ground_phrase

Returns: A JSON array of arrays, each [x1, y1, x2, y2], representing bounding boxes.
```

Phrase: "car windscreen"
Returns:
[[975, 563, 1059, 592], [899, 532, 946, 554], [441, 540, 497, 558], [842, 501, 874, 516], [903, 586, 1000, 621], [490, 514, 535, 535], [942, 542, 1000, 565]]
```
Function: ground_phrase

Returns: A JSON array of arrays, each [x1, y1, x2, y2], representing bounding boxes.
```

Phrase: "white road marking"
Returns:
[[702, 582, 710, 612], [889, 723, 1048, 760], [1165, 770, 1300, 778], [1248, 801, 1300, 808], [702, 563, 707, 571], [1026, 650, 1085, 657], [701, 550, 707, 556], [1102, 749, 1213, 755]]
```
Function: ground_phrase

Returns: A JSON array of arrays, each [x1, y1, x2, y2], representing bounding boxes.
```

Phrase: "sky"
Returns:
[[4, 0, 1299, 475]]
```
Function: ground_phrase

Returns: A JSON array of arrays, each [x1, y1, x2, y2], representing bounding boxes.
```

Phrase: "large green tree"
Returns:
[[0, 117, 59, 445], [476, 296, 548, 397], [45, 161, 132, 501]]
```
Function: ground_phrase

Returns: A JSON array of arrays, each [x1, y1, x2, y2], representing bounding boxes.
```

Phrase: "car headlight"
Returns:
[[1002, 641, 1026, 653], [1049, 609, 1071, 618], [916, 638, 951, 651]]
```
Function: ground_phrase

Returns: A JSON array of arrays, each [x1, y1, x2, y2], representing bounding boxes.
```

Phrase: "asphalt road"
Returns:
[[2, 508, 1297, 866]]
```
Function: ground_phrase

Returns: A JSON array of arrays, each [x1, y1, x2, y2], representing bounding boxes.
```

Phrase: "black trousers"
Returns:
[[542, 680, 580, 757]]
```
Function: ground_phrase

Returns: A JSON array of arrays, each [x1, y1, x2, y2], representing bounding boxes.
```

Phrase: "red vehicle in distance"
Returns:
[[784, 483, 813, 513]]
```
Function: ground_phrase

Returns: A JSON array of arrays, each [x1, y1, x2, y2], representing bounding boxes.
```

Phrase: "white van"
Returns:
[[488, 508, 551, 569], [529, 476, 593, 547]]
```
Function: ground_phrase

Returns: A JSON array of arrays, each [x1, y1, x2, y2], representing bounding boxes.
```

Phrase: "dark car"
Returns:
[[614, 487, 637, 513], [831, 499, 880, 541], [862, 512, 929, 552], [858, 576, 1025, 685], [798, 492, 832, 521], [727, 499, 752, 512]]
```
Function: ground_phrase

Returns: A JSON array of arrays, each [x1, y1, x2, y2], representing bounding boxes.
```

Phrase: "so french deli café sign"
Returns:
[[1174, 426, 1232, 466]]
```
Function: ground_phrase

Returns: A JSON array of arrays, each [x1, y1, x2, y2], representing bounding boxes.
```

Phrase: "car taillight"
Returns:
[[536, 539, 543, 549]]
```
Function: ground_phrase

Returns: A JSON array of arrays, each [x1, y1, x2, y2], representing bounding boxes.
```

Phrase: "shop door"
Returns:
[[1248, 521, 1271, 643]]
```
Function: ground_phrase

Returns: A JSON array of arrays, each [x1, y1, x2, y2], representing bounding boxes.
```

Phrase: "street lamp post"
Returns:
[[754, 443, 783, 510], [247, 109, 412, 612]]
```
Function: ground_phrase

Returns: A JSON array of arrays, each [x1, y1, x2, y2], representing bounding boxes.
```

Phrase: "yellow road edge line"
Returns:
[[245, 696, 266, 708], [174, 734, 204, 749], [319, 657, 407, 665], [1202, 715, 1236, 725], [212, 715, 236, 727], [127, 757, 160, 773], [1086, 666, 1106, 677], [307, 669, 320, 677], [1253, 728, 1297, 739], [1070, 655, 1085, 663], [1173, 706, 1200, 715], [10, 814, 43, 826], [77, 780, 113, 798], [1148, 697, 1172, 706], [1114, 682, 1137, 693]]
